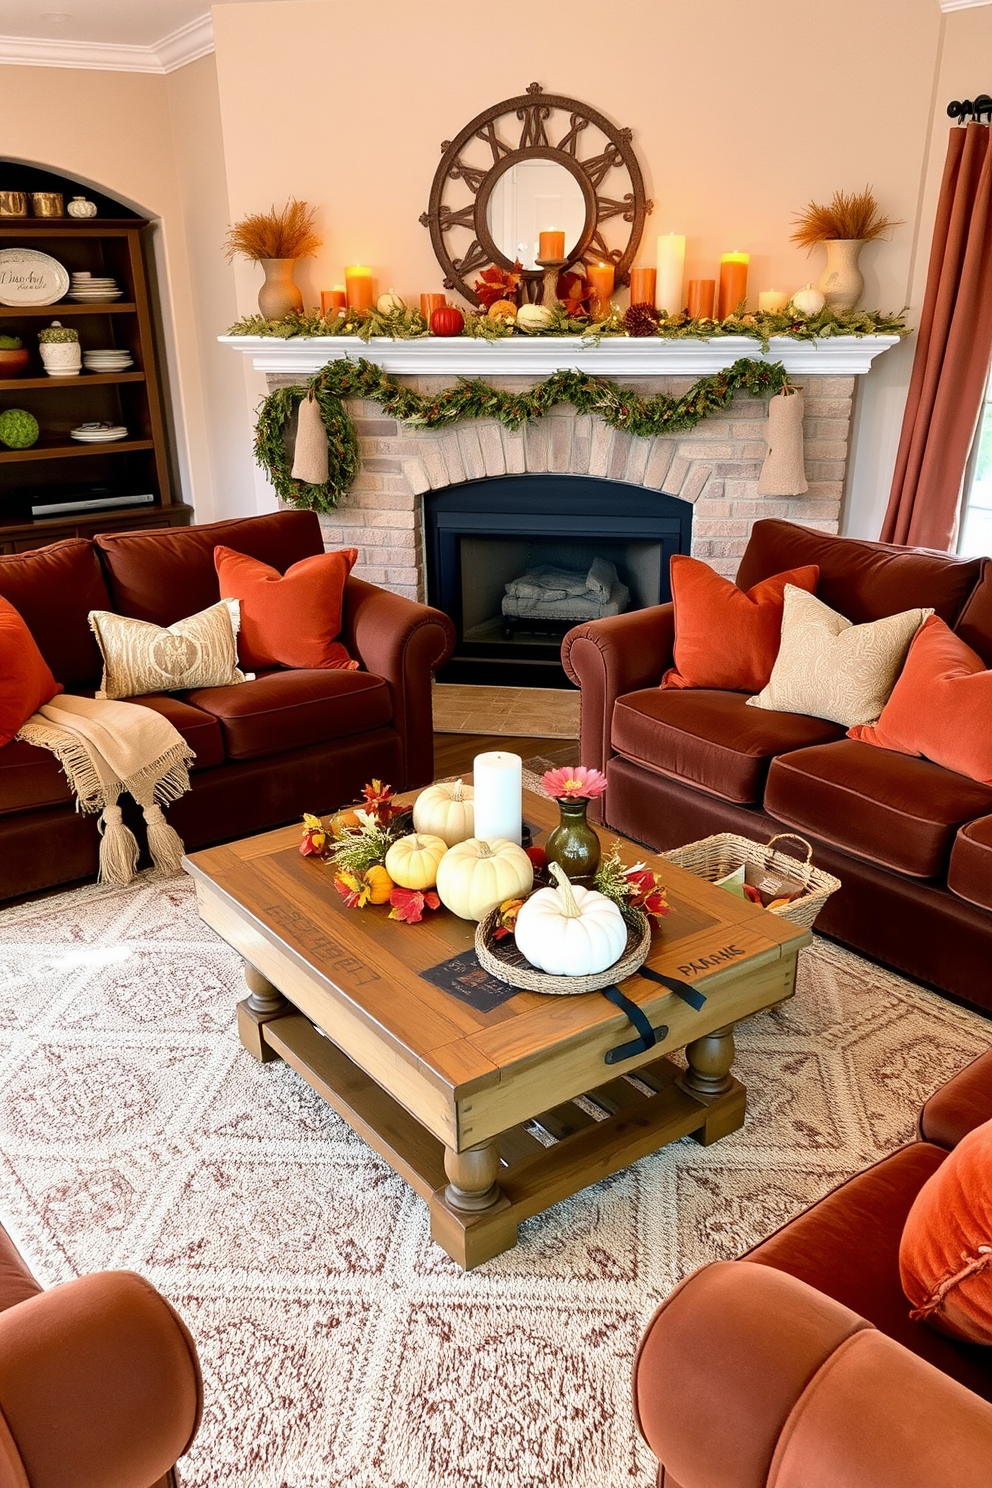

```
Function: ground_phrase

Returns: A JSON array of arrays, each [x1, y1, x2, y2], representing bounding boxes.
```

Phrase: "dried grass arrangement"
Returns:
[[790, 187, 902, 251], [224, 199, 321, 262]]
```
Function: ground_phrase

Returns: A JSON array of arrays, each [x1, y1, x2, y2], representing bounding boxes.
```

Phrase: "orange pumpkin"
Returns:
[[330, 808, 362, 835], [365, 864, 394, 904], [487, 299, 517, 323], [430, 305, 465, 337]]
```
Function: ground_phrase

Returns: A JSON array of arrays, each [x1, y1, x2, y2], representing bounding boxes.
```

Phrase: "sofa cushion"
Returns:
[[89, 600, 247, 699], [0, 739, 74, 816], [948, 816, 992, 913], [765, 739, 992, 878], [95, 511, 325, 626], [214, 543, 358, 671], [184, 669, 393, 761], [736, 519, 983, 626], [954, 557, 992, 665], [0, 595, 63, 748], [0, 538, 109, 689], [611, 688, 845, 805], [129, 694, 225, 772]]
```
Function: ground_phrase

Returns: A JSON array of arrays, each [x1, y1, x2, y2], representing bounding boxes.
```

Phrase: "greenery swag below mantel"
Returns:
[[255, 355, 794, 513]]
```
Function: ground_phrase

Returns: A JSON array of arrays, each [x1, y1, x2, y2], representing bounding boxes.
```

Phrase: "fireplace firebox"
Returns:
[[425, 476, 691, 687]]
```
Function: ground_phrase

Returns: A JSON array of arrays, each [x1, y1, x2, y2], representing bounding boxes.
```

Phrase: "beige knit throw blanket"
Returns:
[[17, 693, 195, 886]]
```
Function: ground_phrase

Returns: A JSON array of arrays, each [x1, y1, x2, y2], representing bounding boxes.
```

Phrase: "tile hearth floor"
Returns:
[[432, 683, 579, 739]]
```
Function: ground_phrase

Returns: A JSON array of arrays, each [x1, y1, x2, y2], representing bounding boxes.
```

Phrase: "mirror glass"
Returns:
[[486, 160, 587, 270]]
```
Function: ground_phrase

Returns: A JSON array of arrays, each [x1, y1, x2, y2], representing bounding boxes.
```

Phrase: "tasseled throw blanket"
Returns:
[[17, 693, 195, 886]]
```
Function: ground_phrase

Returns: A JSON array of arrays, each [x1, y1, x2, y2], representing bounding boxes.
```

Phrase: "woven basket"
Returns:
[[475, 908, 651, 995], [662, 832, 841, 930]]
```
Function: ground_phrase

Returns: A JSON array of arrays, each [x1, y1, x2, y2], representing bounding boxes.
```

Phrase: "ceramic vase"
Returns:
[[257, 258, 303, 320], [818, 239, 865, 312], [545, 797, 601, 885], [67, 196, 98, 219], [39, 342, 81, 377]]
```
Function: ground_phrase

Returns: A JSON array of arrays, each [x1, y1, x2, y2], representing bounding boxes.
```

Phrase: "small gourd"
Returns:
[[430, 305, 465, 336], [412, 779, 475, 847], [515, 303, 553, 333], [377, 288, 405, 315], [514, 862, 627, 976], [364, 864, 394, 904], [790, 284, 826, 317], [383, 832, 447, 890], [435, 837, 533, 922], [487, 299, 517, 323]]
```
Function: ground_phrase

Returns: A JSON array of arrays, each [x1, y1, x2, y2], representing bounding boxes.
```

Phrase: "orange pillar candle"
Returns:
[[629, 266, 656, 306], [420, 292, 447, 320], [345, 266, 374, 312], [320, 287, 346, 316], [687, 280, 716, 319], [758, 289, 789, 313], [538, 229, 565, 260], [587, 261, 615, 318], [718, 251, 749, 320]]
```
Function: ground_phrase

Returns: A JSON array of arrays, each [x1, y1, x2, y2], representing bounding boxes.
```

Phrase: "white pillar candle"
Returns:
[[472, 751, 522, 845], [758, 289, 789, 313], [655, 233, 686, 314]]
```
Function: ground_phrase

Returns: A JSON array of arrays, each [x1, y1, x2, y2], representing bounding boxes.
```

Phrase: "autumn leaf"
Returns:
[[300, 812, 327, 857], [474, 260, 522, 308], [334, 868, 372, 908], [388, 887, 441, 923]]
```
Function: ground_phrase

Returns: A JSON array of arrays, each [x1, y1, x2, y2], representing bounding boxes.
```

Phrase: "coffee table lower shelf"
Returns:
[[243, 1000, 746, 1270]]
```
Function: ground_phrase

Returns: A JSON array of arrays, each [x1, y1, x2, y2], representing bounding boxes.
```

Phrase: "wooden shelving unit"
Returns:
[[0, 196, 192, 552]]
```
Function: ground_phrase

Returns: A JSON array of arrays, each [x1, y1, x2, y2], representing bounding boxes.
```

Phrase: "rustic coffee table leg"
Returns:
[[444, 1140, 502, 1212], [678, 1023, 747, 1146], [430, 1140, 517, 1270], [237, 963, 290, 1063]]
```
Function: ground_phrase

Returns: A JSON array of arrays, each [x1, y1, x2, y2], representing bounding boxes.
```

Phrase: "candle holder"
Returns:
[[535, 256, 567, 310]]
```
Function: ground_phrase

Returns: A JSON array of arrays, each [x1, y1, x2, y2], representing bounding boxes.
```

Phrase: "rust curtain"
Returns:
[[881, 123, 992, 549]]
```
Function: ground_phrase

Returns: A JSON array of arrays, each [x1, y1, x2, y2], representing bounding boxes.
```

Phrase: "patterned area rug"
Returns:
[[0, 873, 988, 1488]]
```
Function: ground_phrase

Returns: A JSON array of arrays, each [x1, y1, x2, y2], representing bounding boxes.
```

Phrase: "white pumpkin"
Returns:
[[377, 288, 405, 315], [514, 862, 627, 976], [515, 303, 553, 333], [412, 779, 475, 847], [435, 837, 533, 921], [790, 283, 826, 317], [383, 832, 447, 890]]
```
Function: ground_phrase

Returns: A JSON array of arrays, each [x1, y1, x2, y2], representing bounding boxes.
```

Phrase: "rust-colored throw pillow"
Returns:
[[849, 616, 992, 786], [662, 556, 819, 693], [899, 1117, 992, 1345], [214, 545, 359, 672], [0, 594, 63, 747]]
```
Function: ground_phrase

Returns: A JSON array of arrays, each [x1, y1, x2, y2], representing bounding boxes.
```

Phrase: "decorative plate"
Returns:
[[0, 248, 70, 306]]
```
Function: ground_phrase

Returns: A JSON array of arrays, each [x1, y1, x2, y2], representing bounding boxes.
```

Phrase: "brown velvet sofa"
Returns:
[[0, 511, 455, 901], [0, 1218, 202, 1487], [562, 520, 992, 1009], [632, 1048, 992, 1488]]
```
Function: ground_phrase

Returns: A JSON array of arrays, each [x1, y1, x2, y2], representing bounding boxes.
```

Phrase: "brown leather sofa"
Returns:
[[0, 511, 455, 901], [0, 1219, 202, 1487], [633, 1049, 992, 1488], [563, 520, 992, 1009]]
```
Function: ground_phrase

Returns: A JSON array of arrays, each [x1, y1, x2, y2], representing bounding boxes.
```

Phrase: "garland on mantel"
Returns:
[[255, 355, 790, 513]]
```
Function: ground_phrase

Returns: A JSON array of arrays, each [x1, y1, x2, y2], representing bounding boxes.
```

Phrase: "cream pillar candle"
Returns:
[[472, 751, 522, 845], [758, 290, 789, 313], [655, 234, 686, 314]]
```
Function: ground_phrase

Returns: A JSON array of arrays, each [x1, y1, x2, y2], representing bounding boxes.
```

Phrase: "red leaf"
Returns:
[[389, 887, 427, 923]]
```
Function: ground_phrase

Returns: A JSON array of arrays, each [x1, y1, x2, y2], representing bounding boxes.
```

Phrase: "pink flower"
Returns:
[[541, 765, 608, 801]]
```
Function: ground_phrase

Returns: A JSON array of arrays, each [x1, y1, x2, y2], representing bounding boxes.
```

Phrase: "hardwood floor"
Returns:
[[433, 733, 577, 777]]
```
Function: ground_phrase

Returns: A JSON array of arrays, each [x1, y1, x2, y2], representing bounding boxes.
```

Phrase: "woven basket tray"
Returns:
[[662, 832, 841, 931], [475, 908, 651, 995]]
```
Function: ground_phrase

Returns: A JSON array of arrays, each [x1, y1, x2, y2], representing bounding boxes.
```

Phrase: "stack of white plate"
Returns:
[[71, 422, 129, 443], [83, 349, 134, 372], [69, 271, 123, 303]]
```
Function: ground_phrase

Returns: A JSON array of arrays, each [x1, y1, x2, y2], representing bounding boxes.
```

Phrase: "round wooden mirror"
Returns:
[[420, 83, 652, 306]]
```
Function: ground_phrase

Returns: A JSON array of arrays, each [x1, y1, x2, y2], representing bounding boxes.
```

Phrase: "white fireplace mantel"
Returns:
[[220, 332, 901, 378]]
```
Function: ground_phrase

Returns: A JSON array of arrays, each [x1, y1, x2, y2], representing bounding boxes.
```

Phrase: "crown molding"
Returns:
[[939, 0, 992, 11], [0, 13, 214, 74]]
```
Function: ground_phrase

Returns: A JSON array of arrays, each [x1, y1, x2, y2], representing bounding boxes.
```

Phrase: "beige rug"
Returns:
[[0, 873, 988, 1488]]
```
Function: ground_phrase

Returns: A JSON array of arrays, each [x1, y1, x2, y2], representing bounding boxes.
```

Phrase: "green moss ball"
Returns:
[[0, 408, 39, 449]]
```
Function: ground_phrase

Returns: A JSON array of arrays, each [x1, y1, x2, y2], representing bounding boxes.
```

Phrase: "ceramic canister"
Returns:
[[0, 192, 29, 217]]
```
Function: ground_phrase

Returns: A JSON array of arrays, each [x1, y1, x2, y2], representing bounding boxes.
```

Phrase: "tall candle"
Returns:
[[758, 289, 789, 314], [687, 279, 716, 319], [629, 266, 656, 307], [718, 251, 749, 320], [320, 287, 346, 316], [587, 261, 615, 318], [473, 751, 522, 845], [420, 292, 447, 321], [345, 265, 374, 312], [655, 234, 686, 314], [538, 229, 565, 260]]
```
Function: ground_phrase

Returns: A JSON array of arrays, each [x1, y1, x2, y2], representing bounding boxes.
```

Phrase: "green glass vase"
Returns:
[[545, 797, 601, 885]]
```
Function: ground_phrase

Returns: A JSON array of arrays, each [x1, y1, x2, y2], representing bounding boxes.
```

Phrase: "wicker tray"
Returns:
[[662, 832, 841, 930], [475, 908, 651, 995]]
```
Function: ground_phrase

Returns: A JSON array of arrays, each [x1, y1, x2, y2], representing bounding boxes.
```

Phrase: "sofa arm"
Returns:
[[0, 1270, 202, 1488], [918, 1047, 992, 1149], [341, 577, 455, 790], [633, 1261, 992, 1488], [561, 604, 675, 783]]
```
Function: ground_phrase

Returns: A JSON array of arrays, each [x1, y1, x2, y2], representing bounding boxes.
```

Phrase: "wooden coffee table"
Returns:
[[184, 788, 810, 1269]]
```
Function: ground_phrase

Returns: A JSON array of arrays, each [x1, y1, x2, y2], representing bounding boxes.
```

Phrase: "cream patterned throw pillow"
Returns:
[[747, 585, 933, 727], [89, 598, 250, 699]]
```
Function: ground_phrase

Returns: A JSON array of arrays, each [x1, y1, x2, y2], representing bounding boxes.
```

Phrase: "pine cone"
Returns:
[[624, 302, 661, 337]]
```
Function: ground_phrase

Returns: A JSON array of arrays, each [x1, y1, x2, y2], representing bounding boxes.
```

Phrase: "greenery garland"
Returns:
[[255, 355, 791, 512]]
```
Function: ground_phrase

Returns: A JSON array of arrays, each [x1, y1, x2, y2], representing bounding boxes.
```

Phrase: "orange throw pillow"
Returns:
[[899, 1117, 992, 1345], [662, 556, 819, 692], [214, 545, 359, 672], [849, 616, 992, 785], [0, 594, 62, 747]]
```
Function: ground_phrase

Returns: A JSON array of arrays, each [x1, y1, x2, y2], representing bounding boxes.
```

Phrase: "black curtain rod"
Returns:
[[948, 95, 992, 122]]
